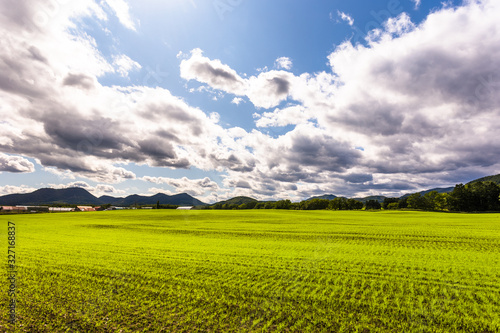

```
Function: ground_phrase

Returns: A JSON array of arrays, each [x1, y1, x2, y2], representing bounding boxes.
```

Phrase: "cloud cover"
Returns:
[[180, 0, 500, 198], [1, 0, 500, 201]]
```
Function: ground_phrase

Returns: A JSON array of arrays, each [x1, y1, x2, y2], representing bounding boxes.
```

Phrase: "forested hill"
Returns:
[[468, 174, 500, 185]]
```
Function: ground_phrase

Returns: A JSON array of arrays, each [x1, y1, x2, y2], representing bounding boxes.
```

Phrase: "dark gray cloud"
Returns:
[[192, 62, 241, 85], [342, 173, 373, 183], [283, 131, 361, 173], [180, 49, 246, 94], [63, 73, 94, 90], [270, 77, 290, 96], [140, 103, 197, 123], [210, 153, 255, 172], [138, 139, 177, 160], [328, 100, 404, 136]]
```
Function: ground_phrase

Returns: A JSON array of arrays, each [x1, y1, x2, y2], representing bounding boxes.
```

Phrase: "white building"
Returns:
[[49, 207, 75, 212], [176, 206, 193, 210]]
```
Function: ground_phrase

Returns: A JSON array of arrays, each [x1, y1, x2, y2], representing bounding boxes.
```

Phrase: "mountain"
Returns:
[[468, 173, 500, 185], [305, 194, 337, 201], [213, 196, 258, 206], [0, 188, 102, 206], [0, 188, 206, 206], [105, 193, 205, 206], [400, 187, 455, 199], [419, 187, 455, 195], [98, 195, 124, 204]]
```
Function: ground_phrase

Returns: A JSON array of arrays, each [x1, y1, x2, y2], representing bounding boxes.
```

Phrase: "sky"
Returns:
[[1, 0, 499, 203]]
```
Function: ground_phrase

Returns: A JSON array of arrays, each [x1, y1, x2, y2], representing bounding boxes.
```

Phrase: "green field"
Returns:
[[2, 210, 500, 332]]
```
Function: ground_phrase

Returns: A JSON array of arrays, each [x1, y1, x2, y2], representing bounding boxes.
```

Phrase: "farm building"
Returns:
[[176, 206, 193, 210], [1, 206, 27, 212], [49, 207, 75, 212], [76, 206, 95, 212]]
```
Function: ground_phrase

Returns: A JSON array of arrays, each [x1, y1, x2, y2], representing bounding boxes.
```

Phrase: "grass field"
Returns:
[[1, 210, 500, 332]]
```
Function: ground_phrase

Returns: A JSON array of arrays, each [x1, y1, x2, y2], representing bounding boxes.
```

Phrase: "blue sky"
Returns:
[[1, 0, 499, 203]]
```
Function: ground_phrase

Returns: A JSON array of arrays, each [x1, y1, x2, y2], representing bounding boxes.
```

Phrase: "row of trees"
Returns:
[[206, 181, 500, 212], [205, 197, 365, 211], [382, 181, 500, 212]]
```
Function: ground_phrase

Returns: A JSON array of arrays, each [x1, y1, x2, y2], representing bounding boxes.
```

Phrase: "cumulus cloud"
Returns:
[[181, 49, 295, 109], [0, 185, 37, 196], [2, 0, 500, 201], [0, 1, 240, 184], [50, 181, 94, 190], [49, 181, 126, 197], [275, 56, 292, 70], [63, 73, 96, 90], [180, 0, 500, 198], [323, 0, 500, 180], [142, 176, 220, 196], [180, 48, 246, 95], [254, 105, 310, 127], [0, 153, 35, 173], [231, 97, 244, 105]]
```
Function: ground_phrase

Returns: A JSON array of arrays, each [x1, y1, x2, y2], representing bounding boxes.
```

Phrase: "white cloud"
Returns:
[[181, 49, 295, 109], [2, 0, 500, 201], [142, 176, 220, 196], [112, 54, 141, 77], [0, 185, 37, 196], [147, 187, 175, 196], [50, 181, 93, 190], [180, 48, 246, 95], [104, 0, 137, 31], [0, 2, 235, 184], [275, 56, 293, 70], [254, 105, 310, 128], [413, 0, 421, 10], [337, 11, 354, 26], [94, 184, 126, 197], [0, 153, 35, 173], [49, 181, 126, 197], [231, 97, 244, 105], [179, 0, 500, 198]]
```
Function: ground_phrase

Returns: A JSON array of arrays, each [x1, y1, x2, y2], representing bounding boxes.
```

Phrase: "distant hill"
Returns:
[[0, 188, 206, 206], [305, 194, 337, 201], [400, 187, 455, 199], [105, 193, 205, 206], [0, 188, 102, 206], [468, 174, 500, 185], [213, 196, 258, 206], [420, 187, 455, 195], [98, 195, 123, 203]]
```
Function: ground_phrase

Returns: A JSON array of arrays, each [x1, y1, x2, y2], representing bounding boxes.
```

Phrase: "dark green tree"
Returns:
[[365, 200, 381, 210], [382, 197, 399, 210]]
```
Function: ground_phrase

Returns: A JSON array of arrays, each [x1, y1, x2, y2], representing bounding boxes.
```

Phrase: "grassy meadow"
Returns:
[[1, 210, 500, 332]]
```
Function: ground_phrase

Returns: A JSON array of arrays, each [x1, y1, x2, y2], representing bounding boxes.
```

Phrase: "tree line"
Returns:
[[204, 181, 500, 212], [389, 181, 500, 212], [204, 197, 365, 211]]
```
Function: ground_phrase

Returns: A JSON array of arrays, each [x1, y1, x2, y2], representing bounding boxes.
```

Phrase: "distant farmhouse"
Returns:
[[1, 206, 48, 213], [1, 206, 27, 212], [176, 206, 193, 210], [76, 206, 95, 212]]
